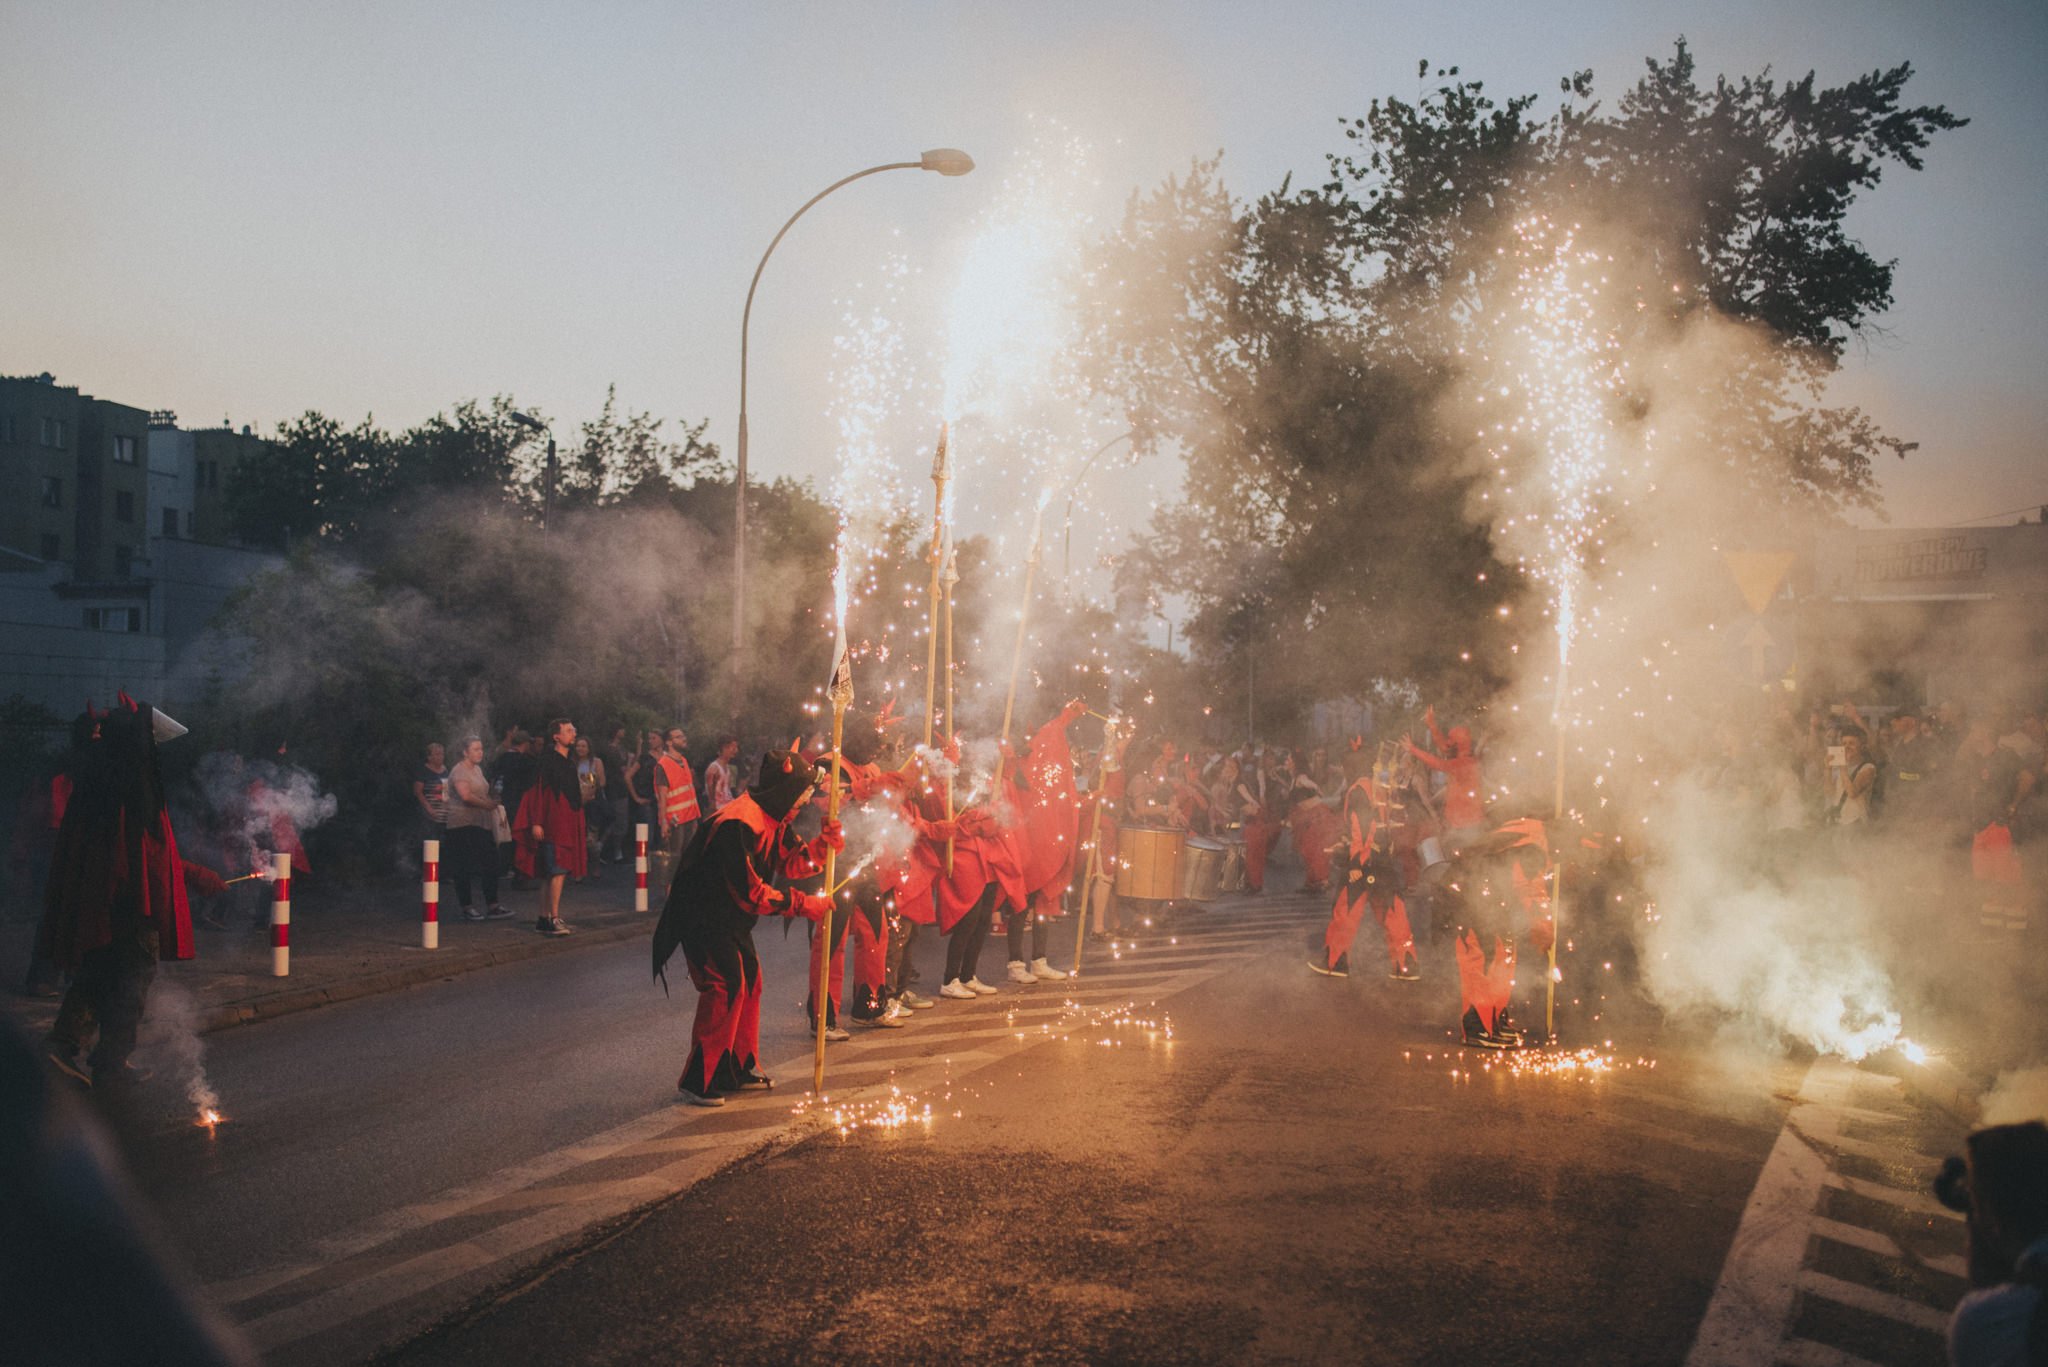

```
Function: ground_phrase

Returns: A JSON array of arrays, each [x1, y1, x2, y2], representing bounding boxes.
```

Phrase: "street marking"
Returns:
[[1685, 1058, 1964, 1367]]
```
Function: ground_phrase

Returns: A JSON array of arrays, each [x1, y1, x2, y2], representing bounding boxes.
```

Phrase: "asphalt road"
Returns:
[[83, 888, 1969, 1367]]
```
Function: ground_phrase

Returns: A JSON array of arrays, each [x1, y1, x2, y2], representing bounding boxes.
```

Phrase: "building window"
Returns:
[[41, 476, 62, 508], [163, 507, 180, 537], [114, 435, 137, 464], [113, 544, 133, 578], [114, 490, 135, 522], [40, 417, 67, 448], [40, 533, 60, 561]]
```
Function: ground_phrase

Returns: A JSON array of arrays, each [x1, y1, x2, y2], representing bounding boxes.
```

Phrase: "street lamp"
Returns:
[[730, 148, 975, 728], [507, 410, 554, 533]]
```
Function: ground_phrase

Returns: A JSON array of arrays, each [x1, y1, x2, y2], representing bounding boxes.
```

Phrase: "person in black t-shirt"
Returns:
[[489, 730, 540, 887], [599, 725, 633, 864]]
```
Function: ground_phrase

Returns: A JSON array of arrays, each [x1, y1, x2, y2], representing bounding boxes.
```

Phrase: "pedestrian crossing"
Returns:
[[209, 896, 1326, 1364], [1686, 1057, 1969, 1367]]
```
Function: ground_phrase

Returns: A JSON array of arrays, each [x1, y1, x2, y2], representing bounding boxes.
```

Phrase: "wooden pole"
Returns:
[[1071, 718, 1116, 978], [942, 538, 958, 876], [814, 636, 853, 1094], [1547, 654, 1569, 1041], [922, 425, 949, 751]]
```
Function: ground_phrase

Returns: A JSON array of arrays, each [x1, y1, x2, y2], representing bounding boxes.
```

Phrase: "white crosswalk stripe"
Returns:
[[1685, 1057, 1967, 1367]]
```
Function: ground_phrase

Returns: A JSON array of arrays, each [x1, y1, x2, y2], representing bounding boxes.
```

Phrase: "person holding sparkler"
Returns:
[[40, 694, 230, 1088], [652, 748, 838, 1106], [806, 707, 919, 1034], [1404, 706, 1487, 850], [995, 699, 1090, 984]]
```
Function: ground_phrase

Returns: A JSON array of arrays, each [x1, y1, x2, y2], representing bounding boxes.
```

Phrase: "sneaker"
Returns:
[[679, 1085, 726, 1107], [939, 979, 978, 1000], [1006, 960, 1039, 985], [538, 917, 572, 937], [733, 1070, 775, 1091], [897, 990, 935, 1009], [1307, 955, 1349, 978], [857, 1011, 906, 1029], [1462, 1030, 1510, 1050], [464, 905, 487, 922], [485, 904, 514, 920], [1029, 958, 1067, 982], [966, 977, 998, 996], [824, 1026, 851, 1042], [42, 1040, 91, 1087]]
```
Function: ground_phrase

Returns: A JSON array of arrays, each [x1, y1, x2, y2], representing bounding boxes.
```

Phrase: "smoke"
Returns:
[[1980, 1067, 2048, 1126], [185, 750, 338, 877], [140, 980, 220, 1121]]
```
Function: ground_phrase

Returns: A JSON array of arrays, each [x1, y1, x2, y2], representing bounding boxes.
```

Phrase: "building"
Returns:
[[0, 372, 282, 719], [1804, 521, 2048, 709]]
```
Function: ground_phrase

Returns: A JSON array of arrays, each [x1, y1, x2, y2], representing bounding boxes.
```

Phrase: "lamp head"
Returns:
[[506, 410, 546, 432], [920, 148, 975, 177]]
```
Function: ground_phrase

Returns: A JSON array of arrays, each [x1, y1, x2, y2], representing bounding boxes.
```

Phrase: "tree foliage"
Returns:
[[1085, 41, 1962, 736]]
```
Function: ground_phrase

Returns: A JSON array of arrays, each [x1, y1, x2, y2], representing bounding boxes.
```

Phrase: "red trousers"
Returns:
[[1291, 805, 1338, 887], [1243, 819, 1284, 891], [1322, 887, 1414, 974], [806, 900, 888, 1025], [679, 944, 762, 1095], [1453, 931, 1514, 1034]]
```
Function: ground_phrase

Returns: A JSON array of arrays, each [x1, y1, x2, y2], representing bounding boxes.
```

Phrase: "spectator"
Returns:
[[444, 738, 508, 921], [490, 730, 540, 890], [411, 741, 449, 864], [1827, 728, 1877, 828], [573, 736, 608, 882], [514, 719, 585, 937], [653, 727, 702, 885], [1937, 1121, 2048, 1367], [624, 730, 662, 854], [705, 735, 740, 814], [599, 725, 632, 864], [1884, 711, 1944, 826]]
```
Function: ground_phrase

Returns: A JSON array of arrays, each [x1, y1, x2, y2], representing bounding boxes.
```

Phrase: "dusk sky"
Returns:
[[5, 0, 2043, 541]]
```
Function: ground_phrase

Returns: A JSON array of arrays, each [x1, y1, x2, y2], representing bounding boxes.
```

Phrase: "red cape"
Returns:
[[40, 809, 195, 969], [514, 784, 588, 878]]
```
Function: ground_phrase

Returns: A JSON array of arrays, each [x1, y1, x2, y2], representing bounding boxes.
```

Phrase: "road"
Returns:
[[87, 889, 1969, 1367]]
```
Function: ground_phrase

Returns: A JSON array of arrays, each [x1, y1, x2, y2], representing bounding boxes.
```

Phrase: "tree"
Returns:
[[1085, 42, 1962, 736]]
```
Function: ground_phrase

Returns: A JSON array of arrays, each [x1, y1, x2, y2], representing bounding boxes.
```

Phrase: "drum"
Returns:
[[1418, 836, 1448, 872], [1219, 835, 1248, 893], [1179, 836, 1227, 902], [1115, 826, 1184, 900]]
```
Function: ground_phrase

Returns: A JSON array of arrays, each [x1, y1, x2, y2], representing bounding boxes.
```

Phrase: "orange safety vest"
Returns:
[[657, 754, 700, 827]]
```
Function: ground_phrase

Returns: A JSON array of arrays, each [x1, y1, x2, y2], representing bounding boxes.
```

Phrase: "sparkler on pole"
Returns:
[[814, 629, 853, 1095], [923, 425, 950, 750], [995, 498, 1049, 789]]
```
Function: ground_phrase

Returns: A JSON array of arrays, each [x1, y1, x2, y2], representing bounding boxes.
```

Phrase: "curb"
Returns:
[[193, 917, 655, 1036]]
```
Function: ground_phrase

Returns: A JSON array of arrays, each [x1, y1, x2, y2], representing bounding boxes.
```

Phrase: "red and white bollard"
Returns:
[[270, 852, 291, 977], [634, 823, 649, 912], [422, 838, 439, 950]]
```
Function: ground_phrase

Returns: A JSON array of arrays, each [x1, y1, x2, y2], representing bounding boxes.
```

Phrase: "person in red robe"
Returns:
[[514, 719, 587, 937], [1237, 751, 1287, 893], [1311, 753, 1419, 979], [996, 699, 1089, 984], [40, 695, 226, 1087], [652, 749, 836, 1104], [1287, 755, 1341, 894]]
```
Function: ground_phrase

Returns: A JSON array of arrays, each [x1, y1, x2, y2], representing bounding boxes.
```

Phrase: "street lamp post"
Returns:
[[1059, 429, 1134, 587], [730, 147, 974, 729]]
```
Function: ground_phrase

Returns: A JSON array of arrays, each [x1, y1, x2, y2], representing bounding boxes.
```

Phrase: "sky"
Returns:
[[5, 0, 2044, 561]]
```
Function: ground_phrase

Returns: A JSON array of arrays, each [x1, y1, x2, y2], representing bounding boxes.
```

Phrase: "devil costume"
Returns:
[[652, 750, 836, 1103], [1312, 772, 1418, 980], [40, 695, 225, 1085]]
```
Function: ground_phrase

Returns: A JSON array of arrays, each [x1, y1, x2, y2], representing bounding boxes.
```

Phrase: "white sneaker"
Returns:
[[859, 1009, 906, 1028], [1029, 958, 1068, 981], [939, 979, 978, 1000], [966, 977, 999, 995], [824, 1026, 851, 1042], [1006, 960, 1039, 985]]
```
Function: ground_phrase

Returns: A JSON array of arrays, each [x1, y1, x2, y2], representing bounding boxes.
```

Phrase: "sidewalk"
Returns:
[[1, 865, 657, 1040]]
